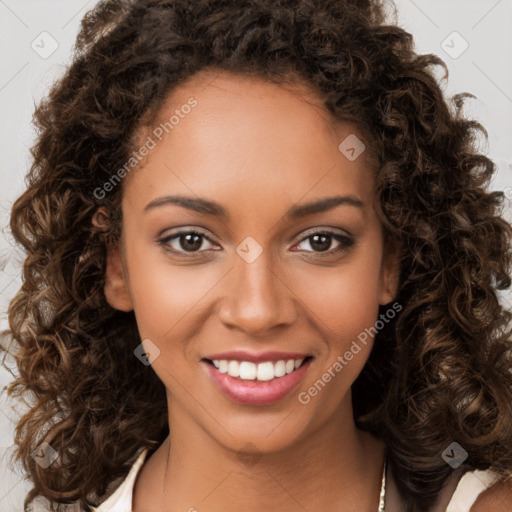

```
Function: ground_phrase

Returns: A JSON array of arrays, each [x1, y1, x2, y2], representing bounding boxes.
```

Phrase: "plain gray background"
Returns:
[[1, 1, 511, 510]]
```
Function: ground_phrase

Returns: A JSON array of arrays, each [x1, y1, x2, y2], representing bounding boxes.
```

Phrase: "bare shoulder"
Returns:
[[470, 478, 512, 511]]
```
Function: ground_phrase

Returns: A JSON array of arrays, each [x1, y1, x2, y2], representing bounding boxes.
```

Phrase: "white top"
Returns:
[[89, 448, 500, 512]]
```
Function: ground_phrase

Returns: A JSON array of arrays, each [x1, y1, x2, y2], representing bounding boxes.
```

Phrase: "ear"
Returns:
[[378, 238, 401, 306], [104, 245, 134, 312], [92, 207, 134, 312]]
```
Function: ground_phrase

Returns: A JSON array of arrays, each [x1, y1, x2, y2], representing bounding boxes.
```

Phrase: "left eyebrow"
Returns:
[[143, 194, 365, 219], [284, 195, 365, 220]]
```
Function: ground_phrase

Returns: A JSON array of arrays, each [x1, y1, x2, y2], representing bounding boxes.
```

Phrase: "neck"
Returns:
[[133, 395, 386, 512]]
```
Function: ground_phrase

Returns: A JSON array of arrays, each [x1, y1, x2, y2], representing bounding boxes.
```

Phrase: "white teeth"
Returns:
[[209, 358, 306, 381], [239, 361, 257, 380], [228, 360, 240, 378], [274, 360, 286, 377], [257, 362, 275, 381]]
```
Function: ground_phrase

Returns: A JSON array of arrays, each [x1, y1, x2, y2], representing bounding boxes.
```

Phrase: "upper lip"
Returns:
[[203, 350, 312, 364]]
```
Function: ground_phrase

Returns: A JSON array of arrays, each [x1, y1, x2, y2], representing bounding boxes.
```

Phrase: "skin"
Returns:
[[94, 69, 402, 512]]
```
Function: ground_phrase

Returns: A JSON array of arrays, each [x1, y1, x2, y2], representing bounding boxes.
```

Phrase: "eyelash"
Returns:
[[157, 228, 355, 258]]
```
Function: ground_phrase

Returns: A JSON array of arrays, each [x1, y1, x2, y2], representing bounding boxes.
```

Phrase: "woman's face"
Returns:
[[102, 70, 399, 454]]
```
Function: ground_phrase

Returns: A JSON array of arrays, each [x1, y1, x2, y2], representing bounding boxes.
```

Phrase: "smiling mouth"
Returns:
[[202, 356, 313, 382]]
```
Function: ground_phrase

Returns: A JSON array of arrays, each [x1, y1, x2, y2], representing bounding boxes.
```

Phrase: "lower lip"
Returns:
[[203, 359, 312, 406]]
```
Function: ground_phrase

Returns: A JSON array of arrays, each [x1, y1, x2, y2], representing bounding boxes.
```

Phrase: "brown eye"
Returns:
[[158, 230, 217, 254], [293, 230, 354, 255]]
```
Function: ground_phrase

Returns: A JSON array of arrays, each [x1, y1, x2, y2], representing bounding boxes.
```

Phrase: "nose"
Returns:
[[217, 249, 297, 336]]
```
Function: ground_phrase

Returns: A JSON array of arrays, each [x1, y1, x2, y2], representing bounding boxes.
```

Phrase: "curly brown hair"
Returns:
[[2, 0, 512, 510]]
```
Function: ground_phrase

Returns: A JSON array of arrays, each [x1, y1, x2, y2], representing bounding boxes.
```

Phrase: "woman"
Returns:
[[2, 0, 512, 511]]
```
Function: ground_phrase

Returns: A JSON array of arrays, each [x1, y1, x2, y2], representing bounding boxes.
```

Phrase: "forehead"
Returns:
[[127, 69, 376, 210]]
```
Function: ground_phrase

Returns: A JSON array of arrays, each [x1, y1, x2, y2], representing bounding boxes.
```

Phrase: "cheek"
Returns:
[[295, 259, 383, 410], [124, 240, 218, 344], [296, 254, 383, 345]]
